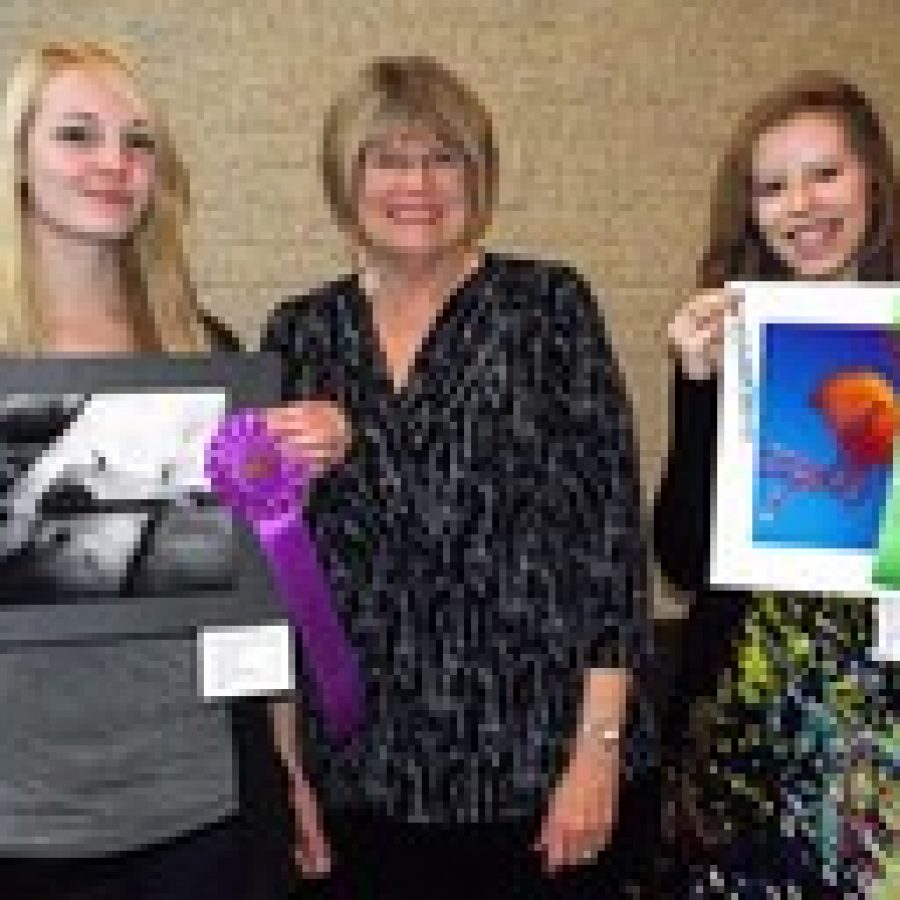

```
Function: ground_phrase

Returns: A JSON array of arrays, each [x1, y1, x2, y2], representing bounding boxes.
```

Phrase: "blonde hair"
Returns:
[[322, 55, 497, 249], [0, 40, 210, 351]]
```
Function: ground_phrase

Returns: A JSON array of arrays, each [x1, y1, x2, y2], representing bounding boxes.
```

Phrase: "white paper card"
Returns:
[[200, 621, 294, 698], [711, 282, 900, 598], [875, 592, 900, 661]]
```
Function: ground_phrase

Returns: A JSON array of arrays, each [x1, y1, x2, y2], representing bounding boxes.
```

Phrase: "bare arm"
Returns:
[[268, 697, 333, 877], [269, 698, 301, 781]]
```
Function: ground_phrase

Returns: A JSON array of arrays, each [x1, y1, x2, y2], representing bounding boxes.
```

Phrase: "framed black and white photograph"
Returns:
[[0, 353, 284, 646]]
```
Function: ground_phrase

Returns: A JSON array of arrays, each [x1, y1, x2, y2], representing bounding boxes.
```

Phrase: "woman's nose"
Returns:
[[395, 159, 434, 190], [91, 137, 129, 179], [783, 176, 815, 216]]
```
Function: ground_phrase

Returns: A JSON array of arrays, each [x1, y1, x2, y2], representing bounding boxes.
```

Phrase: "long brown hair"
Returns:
[[698, 72, 900, 288]]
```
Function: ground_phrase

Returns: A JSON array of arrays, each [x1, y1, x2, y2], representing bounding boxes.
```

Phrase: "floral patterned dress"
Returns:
[[687, 593, 898, 896], [654, 371, 898, 897]]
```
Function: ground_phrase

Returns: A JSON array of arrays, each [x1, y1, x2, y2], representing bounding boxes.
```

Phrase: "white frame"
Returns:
[[710, 281, 900, 597]]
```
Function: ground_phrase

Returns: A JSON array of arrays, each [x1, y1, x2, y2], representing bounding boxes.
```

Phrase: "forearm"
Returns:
[[568, 667, 630, 766], [269, 698, 305, 781], [653, 366, 718, 592]]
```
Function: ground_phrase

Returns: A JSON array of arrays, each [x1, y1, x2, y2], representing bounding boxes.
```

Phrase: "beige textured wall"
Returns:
[[5, 0, 900, 616]]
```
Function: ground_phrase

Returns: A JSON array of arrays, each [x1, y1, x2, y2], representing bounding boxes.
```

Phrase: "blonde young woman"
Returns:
[[0, 41, 289, 899], [264, 56, 656, 900]]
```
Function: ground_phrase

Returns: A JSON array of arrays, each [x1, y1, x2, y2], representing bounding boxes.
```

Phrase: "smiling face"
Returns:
[[750, 110, 870, 279], [24, 64, 157, 243], [355, 123, 472, 265]]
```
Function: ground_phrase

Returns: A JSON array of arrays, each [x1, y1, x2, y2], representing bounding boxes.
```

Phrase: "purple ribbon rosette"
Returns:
[[205, 409, 364, 743]]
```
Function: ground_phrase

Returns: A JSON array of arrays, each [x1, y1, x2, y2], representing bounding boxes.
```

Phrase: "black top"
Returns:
[[653, 367, 719, 595], [652, 366, 757, 733], [262, 251, 654, 823]]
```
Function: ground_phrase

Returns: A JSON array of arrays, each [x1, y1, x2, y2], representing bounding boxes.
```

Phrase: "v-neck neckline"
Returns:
[[352, 252, 493, 402]]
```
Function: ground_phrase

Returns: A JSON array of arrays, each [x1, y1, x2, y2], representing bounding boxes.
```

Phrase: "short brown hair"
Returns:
[[321, 56, 497, 249]]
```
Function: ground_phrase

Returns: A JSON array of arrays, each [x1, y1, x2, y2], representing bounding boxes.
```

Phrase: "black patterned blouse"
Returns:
[[261, 251, 654, 823]]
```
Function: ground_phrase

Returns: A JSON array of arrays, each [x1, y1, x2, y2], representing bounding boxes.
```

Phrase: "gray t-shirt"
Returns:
[[0, 632, 237, 857]]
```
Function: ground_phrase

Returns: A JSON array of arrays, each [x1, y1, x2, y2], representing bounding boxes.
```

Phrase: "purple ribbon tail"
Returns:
[[258, 513, 364, 743], [205, 410, 364, 745]]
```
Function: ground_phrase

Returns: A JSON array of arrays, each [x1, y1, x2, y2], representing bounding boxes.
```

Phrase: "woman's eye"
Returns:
[[53, 124, 94, 145], [813, 164, 841, 181], [431, 148, 463, 167], [123, 132, 156, 153], [753, 178, 784, 198], [370, 151, 406, 170]]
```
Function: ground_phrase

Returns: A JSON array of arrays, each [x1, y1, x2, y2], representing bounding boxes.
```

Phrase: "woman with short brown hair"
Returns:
[[265, 55, 655, 899]]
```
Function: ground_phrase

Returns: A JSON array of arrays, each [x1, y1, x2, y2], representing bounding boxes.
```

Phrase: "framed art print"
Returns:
[[711, 282, 900, 598], [0, 352, 285, 646]]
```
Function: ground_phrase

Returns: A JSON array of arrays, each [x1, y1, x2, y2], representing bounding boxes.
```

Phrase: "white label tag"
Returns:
[[200, 622, 294, 698], [875, 593, 900, 661]]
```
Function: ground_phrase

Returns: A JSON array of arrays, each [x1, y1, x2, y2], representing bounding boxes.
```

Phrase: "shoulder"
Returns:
[[260, 274, 357, 352], [483, 251, 604, 326], [197, 309, 242, 351], [267, 274, 357, 328], [484, 251, 591, 292]]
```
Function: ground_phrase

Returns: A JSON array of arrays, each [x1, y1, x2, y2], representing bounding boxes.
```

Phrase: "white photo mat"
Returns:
[[710, 281, 900, 599]]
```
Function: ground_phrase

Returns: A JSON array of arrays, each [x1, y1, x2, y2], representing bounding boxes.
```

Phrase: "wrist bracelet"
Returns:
[[579, 720, 622, 748]]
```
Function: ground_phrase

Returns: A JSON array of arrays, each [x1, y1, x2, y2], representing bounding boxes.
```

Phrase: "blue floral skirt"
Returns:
[[672, 594, 898, 897]]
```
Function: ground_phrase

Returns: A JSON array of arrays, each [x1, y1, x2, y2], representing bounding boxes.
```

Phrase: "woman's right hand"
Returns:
[[264, 400, 351, 478], [666, 289, 741, 380]]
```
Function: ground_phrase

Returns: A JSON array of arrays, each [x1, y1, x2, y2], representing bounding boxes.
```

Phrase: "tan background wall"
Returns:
[[4, 0, 900, 616]]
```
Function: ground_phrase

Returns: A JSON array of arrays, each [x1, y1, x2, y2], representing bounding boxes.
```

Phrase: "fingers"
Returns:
[[667, 288, 743, 380], [532, 811, 614, 874], [537, 831, 612, 873], [295, 819, 332, 878], [278, 433, 345, 471], [290, 778, 333, 879], [668, 291, 727, 350], [264, 400, 350, 472], [722, 287, 742, 319], [265, 401, 348, 442]]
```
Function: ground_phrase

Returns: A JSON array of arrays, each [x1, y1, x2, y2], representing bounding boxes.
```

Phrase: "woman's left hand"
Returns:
[[533, 747, 621, 873]]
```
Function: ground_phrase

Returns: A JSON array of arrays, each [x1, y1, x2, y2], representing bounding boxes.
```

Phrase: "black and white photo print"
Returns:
[[0, 390, 232, 600], [0, 353, 282, 646]]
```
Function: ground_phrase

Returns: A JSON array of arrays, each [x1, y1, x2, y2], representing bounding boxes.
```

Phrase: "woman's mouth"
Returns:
[[783, 218, 844, 259], [386, 205, 442, 223], [83, 188, 133, 208]]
